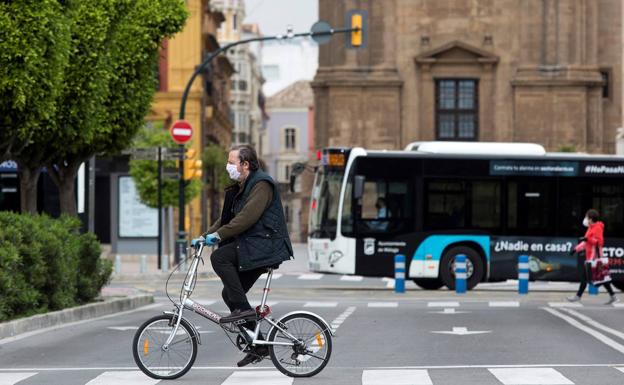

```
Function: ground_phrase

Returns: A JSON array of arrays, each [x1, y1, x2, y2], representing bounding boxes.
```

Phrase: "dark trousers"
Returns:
[[576, 255, 615, 297], [210, 242, 266, 312]]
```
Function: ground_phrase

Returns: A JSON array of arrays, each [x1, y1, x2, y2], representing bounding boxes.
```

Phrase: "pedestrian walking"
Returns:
[[567, 209, 619, 304]]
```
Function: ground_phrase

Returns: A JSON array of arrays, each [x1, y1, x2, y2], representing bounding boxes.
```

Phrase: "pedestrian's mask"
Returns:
[[226, 163, 241, 181], [582, 217, 589, 227]]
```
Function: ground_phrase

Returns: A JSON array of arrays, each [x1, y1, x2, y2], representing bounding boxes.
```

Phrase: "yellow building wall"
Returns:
[[149, 0, 205, 240]]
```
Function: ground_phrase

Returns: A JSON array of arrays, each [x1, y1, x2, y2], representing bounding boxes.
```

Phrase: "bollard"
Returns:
[[518, 255, 529, 295], [394, 254, 406, 293], [589, 283, 598, 295], [455, 254, 467, 294], [115, 254, 122, 275], [140, 254, 147, 274]]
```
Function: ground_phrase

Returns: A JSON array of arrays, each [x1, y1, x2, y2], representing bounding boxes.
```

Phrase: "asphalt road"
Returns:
[[2, 269, 624, 385]]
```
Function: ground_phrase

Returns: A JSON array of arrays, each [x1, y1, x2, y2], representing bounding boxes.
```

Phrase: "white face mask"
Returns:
[[582, 217, 589, 227], [226, 163, 241, 181]]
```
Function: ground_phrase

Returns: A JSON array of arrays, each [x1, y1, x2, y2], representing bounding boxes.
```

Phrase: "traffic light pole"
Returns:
[[175, 25, 359, 264]]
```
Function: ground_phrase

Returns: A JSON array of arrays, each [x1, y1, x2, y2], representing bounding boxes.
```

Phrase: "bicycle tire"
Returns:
[[132, 314, 198, 380], [267, 312, 332, 377]]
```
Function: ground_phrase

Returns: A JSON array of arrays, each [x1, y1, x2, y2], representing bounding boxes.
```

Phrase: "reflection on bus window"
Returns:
[[309, 170, 344, 239]]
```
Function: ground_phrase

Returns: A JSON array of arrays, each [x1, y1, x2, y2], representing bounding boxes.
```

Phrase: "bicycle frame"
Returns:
[[162, 242, 302, 350]]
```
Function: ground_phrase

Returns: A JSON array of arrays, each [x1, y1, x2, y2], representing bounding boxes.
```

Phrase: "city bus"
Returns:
[[307, 142, 624, 290]]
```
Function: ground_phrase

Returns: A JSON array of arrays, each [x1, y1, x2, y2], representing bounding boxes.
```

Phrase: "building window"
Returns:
[[600, 69, 611, 99], [232, 14, 237, 31], [238, 80, 248, 91], [284, 127, 296, 150], [230, 80, 237, 90], [435, 79, 478, 140]]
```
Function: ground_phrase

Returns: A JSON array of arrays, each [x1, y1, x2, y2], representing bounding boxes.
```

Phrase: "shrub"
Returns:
[[0, 212, 112, 321]]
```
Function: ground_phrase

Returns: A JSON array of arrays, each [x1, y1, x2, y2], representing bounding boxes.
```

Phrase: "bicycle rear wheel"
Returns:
[[267, 312, 332, 377], [132, 314, 198, 379]]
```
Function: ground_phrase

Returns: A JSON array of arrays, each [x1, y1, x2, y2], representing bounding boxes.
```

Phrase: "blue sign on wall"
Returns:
[[0, 160, 17, 172]]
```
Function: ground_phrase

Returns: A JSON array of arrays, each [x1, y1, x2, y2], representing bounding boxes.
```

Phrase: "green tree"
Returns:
[[129, 122, 201, 208], [0, 0, 70, 209], [10, 0, 187, 215]]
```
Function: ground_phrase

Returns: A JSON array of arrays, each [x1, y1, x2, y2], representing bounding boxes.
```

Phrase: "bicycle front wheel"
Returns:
[[267, 312, 332, 377], [132, 314, 198, 379]]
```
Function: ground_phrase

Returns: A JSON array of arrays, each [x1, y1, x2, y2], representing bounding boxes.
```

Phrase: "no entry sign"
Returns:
[[170, 120, 193, 144]]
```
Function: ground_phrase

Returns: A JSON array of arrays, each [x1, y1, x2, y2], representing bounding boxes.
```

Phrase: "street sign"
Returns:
[[310, 21, 332, 45], [170, 120, 193, 144]]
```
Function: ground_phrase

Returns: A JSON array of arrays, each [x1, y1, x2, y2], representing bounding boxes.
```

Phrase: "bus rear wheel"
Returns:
[[612, 281, 624, 292], [413, 278, 444, 290], [440, 246, 484, 290]]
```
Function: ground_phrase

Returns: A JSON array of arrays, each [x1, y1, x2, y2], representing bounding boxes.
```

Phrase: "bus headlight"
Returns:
[[329, 250, 344, 267]]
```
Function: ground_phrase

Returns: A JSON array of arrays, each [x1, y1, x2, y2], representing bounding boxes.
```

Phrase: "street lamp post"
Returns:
[[175, 23, 361, 264]]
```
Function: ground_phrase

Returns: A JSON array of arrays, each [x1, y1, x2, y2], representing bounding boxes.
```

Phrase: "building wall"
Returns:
[[262, 41, 318, 96], [314, 0, 622, 153]]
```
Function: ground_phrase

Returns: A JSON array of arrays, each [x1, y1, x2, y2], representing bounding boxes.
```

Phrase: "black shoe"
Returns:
[[237, 346, 269, 367], [220, 308, 257, 324]]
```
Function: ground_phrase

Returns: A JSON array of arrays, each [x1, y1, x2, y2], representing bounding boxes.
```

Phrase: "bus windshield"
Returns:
[[309, 168, 344, 239]]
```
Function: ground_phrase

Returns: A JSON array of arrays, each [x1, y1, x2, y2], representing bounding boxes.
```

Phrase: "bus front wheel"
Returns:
[[413, 278, 444, 290], [440, 246, 484, 290]]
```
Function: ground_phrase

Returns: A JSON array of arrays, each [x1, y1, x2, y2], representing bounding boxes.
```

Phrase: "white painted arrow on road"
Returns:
[[431, 327, 491, 335]]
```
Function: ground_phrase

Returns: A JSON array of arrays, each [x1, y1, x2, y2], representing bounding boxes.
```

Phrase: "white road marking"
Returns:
[[85, 371, 160, 385], [330, 306, 356, 333], [548, 302, 583, 308], [362, 369, 433, 385], [298, 273, 323, 280], [367, 302, 398, 308], [428, 308, 469, 314], [221, 370, 292, 385], [616, 367, 624, 374], [340, 275, 364, 281], [303, 301, 338, 308], [559, 308, 624, 341], [428, 301, 459, 307], [489, 301, 520, 307], [431, 327, 491, 336], [488, 368, 573, 384], [249, 301, 279, 307], [259, 273, 282, 280], [0, 372, 37, 385], [385, 279, 395, 288], [544, 307, 624, 355]]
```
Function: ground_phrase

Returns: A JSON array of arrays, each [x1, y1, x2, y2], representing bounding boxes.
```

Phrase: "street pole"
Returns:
[[175, 25, 359, 261], [157, 146, 162, 269]]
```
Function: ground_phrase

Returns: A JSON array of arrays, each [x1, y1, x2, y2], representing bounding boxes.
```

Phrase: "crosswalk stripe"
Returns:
[[616, 367, 624, 374], [303, 301, 338, 308], [548, 302, 583, 308], [0, 372, 37, 385], [428, 301, 459, 307], [489, 301, 520, 307], [298, 273, 323, 280], [340, 275, 364, 281], [85, 371, 160, 385], [362, 369, 433, 385], [221, 370, 293, 384], [488, 368, 573, 384], [368, 302, 398, 308]]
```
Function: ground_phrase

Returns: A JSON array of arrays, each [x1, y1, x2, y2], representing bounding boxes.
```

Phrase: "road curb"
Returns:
[[0, 294, 153, 340]]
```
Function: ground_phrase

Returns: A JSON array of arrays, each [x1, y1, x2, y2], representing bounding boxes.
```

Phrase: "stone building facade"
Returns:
[[314, 0, 622, 153]]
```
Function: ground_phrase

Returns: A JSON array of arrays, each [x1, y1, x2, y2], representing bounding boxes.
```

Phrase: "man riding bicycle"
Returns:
[[192, 144, 293, 367]]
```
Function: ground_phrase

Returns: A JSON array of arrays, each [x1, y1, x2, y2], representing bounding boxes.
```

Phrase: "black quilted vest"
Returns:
[[223, 170, 293, 271]]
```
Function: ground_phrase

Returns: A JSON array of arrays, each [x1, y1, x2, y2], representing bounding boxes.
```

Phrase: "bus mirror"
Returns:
[[354, 175, 365, 199]]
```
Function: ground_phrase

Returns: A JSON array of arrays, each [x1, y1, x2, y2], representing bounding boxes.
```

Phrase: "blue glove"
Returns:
[[191, 236, 205, 247], [205, 233, 219, 246]]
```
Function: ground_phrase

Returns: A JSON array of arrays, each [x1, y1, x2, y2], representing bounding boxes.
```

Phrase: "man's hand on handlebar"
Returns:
[[205, 233, 219, 246], [191, 236, 205, 247]]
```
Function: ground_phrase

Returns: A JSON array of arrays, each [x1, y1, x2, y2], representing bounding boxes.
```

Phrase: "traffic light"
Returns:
[[183, 148, 203, 180], [346, 10, 367, 48]]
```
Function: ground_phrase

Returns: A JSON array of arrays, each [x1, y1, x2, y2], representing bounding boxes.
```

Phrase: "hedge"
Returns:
[[0, 212, 112, 321]]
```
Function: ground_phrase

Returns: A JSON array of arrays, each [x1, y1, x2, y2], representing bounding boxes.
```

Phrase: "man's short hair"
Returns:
[[586, 209, 600, 222], [230, 144, 259, 171]]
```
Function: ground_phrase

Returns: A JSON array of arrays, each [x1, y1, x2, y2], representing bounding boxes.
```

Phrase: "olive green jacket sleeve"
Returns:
[[213, 181, 273, 241], [205, 218, 221, 236]]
